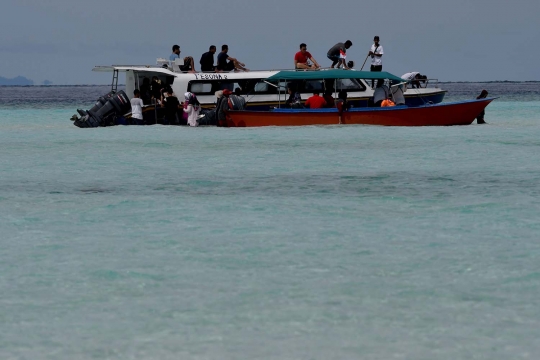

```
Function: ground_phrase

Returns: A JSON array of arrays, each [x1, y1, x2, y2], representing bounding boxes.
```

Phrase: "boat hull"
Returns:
[[225, 98, 494, 127]]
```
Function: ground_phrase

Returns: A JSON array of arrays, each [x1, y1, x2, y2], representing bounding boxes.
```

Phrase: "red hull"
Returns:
[[225, 99, 494, 127]]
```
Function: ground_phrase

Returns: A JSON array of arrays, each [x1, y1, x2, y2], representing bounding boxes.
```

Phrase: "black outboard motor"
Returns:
[[74, 91, 131, 128], [76, 91, 115, 118]]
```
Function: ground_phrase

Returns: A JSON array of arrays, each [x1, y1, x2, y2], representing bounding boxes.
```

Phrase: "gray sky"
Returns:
[[1, 0, 537, 84]]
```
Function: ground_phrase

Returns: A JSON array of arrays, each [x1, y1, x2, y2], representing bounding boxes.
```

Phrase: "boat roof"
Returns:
[[92, 65, 281, 79], [266, 69, 403, 82], [92, 66, 403, 82], [93, 66, 174, 74]]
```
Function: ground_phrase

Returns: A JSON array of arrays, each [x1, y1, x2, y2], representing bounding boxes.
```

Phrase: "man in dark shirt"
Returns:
[[327, 40, 353, 69], [161, 88, 180, 124], [217, 44, 249, 72], [200, 45, 217, 72]]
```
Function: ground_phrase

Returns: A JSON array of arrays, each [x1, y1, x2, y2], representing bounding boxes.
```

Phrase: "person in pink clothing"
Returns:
[[183, 92, 200, 127]]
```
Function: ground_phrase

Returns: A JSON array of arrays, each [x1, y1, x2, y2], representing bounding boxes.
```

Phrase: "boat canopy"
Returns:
[[266, 69, 403, 82]]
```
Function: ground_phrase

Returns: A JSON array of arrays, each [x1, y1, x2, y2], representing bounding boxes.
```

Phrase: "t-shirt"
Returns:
[[328, 43, 346, 57], [305, 94, 327, 109], [169, 53, 180, 62], [163, 95, 179, 119], [370, 44, 384, 66], [130, 98, 144, 119], [294, 51, 312, 64], [200, 51, 215, 72], [401, 72, 420, 81], [217, 52, 230, 69]]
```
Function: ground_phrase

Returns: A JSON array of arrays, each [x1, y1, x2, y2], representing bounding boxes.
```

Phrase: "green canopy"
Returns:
[[266, 69, 403, 82]]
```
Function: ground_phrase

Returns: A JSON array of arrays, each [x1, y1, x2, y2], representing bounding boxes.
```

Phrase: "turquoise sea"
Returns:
[[1, 83, 539, 359]]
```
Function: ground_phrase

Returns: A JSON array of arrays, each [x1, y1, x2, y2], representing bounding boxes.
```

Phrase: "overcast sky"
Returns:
[[0, 0, 538, 84]]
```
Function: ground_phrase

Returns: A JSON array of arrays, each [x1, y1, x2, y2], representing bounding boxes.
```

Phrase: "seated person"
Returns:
[[372, 79, 389, 107], [285, 87, 303, 108], [323, 90, 335, 108], [170, 44, 196, 72], [294, 43, 320, 70], [304, 92, 327, 109], [200, 45, 217, 72], [217, 44, 248, 72]]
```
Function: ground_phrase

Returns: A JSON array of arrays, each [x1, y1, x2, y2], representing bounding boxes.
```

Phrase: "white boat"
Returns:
[[93, 60, 447, 110]]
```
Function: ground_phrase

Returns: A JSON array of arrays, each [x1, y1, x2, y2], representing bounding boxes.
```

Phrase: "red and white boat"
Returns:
[[226, 98, 494, 127], [224, 70, 493, 127]]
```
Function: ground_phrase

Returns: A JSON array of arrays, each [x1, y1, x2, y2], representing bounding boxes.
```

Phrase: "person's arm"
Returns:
[[294, 59, 299, 68], [309, 56, 320, 68], [339, 59, 350, 70]]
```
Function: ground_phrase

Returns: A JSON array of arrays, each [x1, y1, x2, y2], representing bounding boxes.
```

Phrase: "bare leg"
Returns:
[[296, 63, 317, 70], [187, 57, 196, 73], [233, 59, 249, 72]]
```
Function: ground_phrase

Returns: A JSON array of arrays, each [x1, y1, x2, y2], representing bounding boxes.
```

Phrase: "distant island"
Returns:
[[0, 76, 34, 86]]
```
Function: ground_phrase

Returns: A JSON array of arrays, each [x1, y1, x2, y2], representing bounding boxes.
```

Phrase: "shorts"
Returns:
[[217, 61, 235, 72], [327, 54, 340, 62], [370, 65, 383, 72]]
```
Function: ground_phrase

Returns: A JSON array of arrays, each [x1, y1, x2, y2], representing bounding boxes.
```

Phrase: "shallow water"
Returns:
[[1, 83, 539, 359]]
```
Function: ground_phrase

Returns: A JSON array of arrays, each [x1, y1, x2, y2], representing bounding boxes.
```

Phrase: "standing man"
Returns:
[[476, 90, 489, 124], [327, 40, 353, 69], [217, 45, 249, 72], [294, 43, 320, 70], [130, 89, 144, 125], [369, 36, 384, 88], [200, 45, 217, 72]]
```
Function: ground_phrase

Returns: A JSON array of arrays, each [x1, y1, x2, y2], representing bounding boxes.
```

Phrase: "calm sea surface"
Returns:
[[1, 83, 539, 359]]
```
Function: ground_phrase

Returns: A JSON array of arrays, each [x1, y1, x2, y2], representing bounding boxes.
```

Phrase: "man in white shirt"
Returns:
[[369, 36, 384, 88], [401, 72, 426, 88], [130, 89, 144, 124]]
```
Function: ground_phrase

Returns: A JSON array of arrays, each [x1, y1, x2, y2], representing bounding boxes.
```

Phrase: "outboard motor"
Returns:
[[74, 91, 131, 128], [76, 91, 115, 118]]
